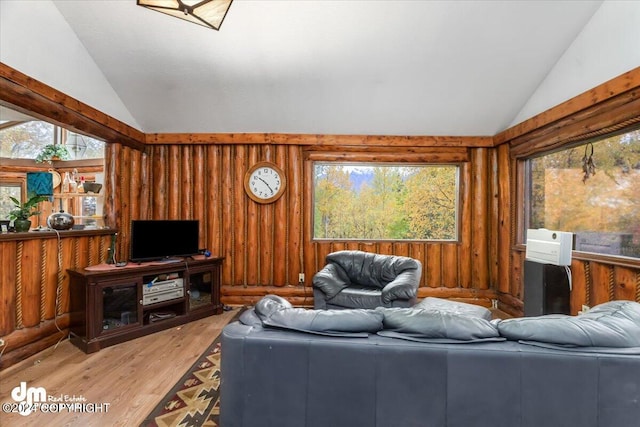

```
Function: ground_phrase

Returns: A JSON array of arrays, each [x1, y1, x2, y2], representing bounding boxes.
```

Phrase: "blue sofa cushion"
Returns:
[[415, 297, 492, 320], [497, 300, 640, 347], [377, 307, 501, 341], [250, 294, 384, 334]]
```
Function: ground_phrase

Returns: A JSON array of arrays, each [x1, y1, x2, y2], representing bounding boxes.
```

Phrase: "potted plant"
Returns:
[[8, 195, 49, 232], [35, 144, 71, 163]]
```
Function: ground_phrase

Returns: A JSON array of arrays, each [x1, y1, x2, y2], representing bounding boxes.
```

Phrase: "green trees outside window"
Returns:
[[0, 121, 104, 159], [313, 163, 459, 240]]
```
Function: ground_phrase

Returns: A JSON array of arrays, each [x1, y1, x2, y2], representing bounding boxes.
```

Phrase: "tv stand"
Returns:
[[68, 256, 223, 353]]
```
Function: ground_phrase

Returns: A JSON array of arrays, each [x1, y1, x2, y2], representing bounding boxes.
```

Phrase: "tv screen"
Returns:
[[130, 220, 200, 262]]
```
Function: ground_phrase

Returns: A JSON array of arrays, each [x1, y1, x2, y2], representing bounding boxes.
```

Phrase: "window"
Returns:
[[527, 129, 640, 258], [313, 163, 459, 240], [0, 122, 104, 160], [0, 121, 55, 158], [0, 114, 106, 230], [0, 180, 24, 222]]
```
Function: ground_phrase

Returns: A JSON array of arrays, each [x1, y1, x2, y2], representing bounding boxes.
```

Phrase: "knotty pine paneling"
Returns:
[[458, 161, 472, 289], [0, 233, 113, 368], [113, 142, 498, 307], [234, 145, 301, 304], [496, 144, 512, 295], [569, 260, 588, 314], [471, 148, 490, 290], [615, 268, 638, 301], [0, 241, 18, 335], [135, 144, 308, 293]]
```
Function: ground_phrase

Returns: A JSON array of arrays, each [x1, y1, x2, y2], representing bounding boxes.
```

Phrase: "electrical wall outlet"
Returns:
[[298, 273, 305, 283]]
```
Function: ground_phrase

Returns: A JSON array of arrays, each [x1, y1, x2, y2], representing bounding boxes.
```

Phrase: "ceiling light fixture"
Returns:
[[137, 0, 233, 31]]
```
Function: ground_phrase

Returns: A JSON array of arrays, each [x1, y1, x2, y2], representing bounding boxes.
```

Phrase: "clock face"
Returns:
[[244, 162, 286, 203]]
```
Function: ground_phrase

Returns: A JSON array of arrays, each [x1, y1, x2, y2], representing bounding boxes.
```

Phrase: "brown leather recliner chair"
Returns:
[[312, 250, 422, 310]]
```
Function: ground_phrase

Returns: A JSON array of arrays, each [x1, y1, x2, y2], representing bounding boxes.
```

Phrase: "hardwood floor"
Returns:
[[0, 307, 241, 427]]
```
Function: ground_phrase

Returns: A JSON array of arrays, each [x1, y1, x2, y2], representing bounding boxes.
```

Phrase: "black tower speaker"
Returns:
[[524, 260, 571, 317]]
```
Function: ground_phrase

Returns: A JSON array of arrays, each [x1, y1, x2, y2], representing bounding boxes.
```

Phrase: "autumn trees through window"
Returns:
[[313, 163, 459, 241]]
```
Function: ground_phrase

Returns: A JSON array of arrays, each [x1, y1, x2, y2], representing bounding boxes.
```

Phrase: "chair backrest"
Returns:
[[326, 250, 420, 289]]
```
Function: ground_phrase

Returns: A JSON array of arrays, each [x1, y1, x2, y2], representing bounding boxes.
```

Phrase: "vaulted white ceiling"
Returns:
[[5, 1, 639, 137]]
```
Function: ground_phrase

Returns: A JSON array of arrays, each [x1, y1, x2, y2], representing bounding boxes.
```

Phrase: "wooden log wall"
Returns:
[[114, 141, 499, 308], [494, 67, 640, 317], [0, 232, 114, 368]]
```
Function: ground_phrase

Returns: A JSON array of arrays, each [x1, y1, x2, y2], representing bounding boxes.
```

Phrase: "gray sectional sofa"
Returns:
[[220, 295, 640, 427]]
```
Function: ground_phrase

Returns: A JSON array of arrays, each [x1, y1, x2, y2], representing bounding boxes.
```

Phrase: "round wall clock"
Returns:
[[244, 161, 287, 204]]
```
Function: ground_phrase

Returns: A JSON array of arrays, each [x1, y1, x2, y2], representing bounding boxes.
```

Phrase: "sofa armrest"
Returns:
[[312, 263, 351, 299], [381, 268, 420, 303]]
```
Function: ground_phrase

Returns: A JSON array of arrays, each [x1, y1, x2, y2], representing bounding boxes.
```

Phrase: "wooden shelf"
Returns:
[[0, 227, 115, 241]]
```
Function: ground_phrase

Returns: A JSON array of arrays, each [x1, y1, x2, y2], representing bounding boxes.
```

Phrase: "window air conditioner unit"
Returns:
[[525, 229, 573, 266]]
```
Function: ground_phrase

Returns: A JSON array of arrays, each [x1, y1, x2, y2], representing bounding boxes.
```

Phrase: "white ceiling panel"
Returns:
[[47, 0, 605, 135]]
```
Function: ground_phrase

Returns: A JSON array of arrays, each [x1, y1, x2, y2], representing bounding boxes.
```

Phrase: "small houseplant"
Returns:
[[8, 195, 49, 232], [35, 144, 71, 163]]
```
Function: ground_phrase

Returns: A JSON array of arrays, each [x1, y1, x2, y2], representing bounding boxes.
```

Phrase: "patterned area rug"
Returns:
[[140, 308, 245, 427]]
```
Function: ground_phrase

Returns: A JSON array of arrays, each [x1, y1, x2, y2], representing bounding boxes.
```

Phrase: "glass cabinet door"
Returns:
[[96, 281, 141, 336], [188, 270, 214, 312]]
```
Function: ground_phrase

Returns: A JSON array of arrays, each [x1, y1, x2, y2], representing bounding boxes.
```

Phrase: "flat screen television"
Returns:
[[129, 220, 200, 262]]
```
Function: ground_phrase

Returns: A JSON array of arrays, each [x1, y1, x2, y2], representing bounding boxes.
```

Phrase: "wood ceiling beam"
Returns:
[[0, 63, 146, 151], [145, 133, 495, 147], [494, 67, 640, 146]]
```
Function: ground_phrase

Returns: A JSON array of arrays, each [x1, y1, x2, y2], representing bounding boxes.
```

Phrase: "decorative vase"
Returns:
[[13, 219, 32, 232], [47, 210, 74, 230]]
